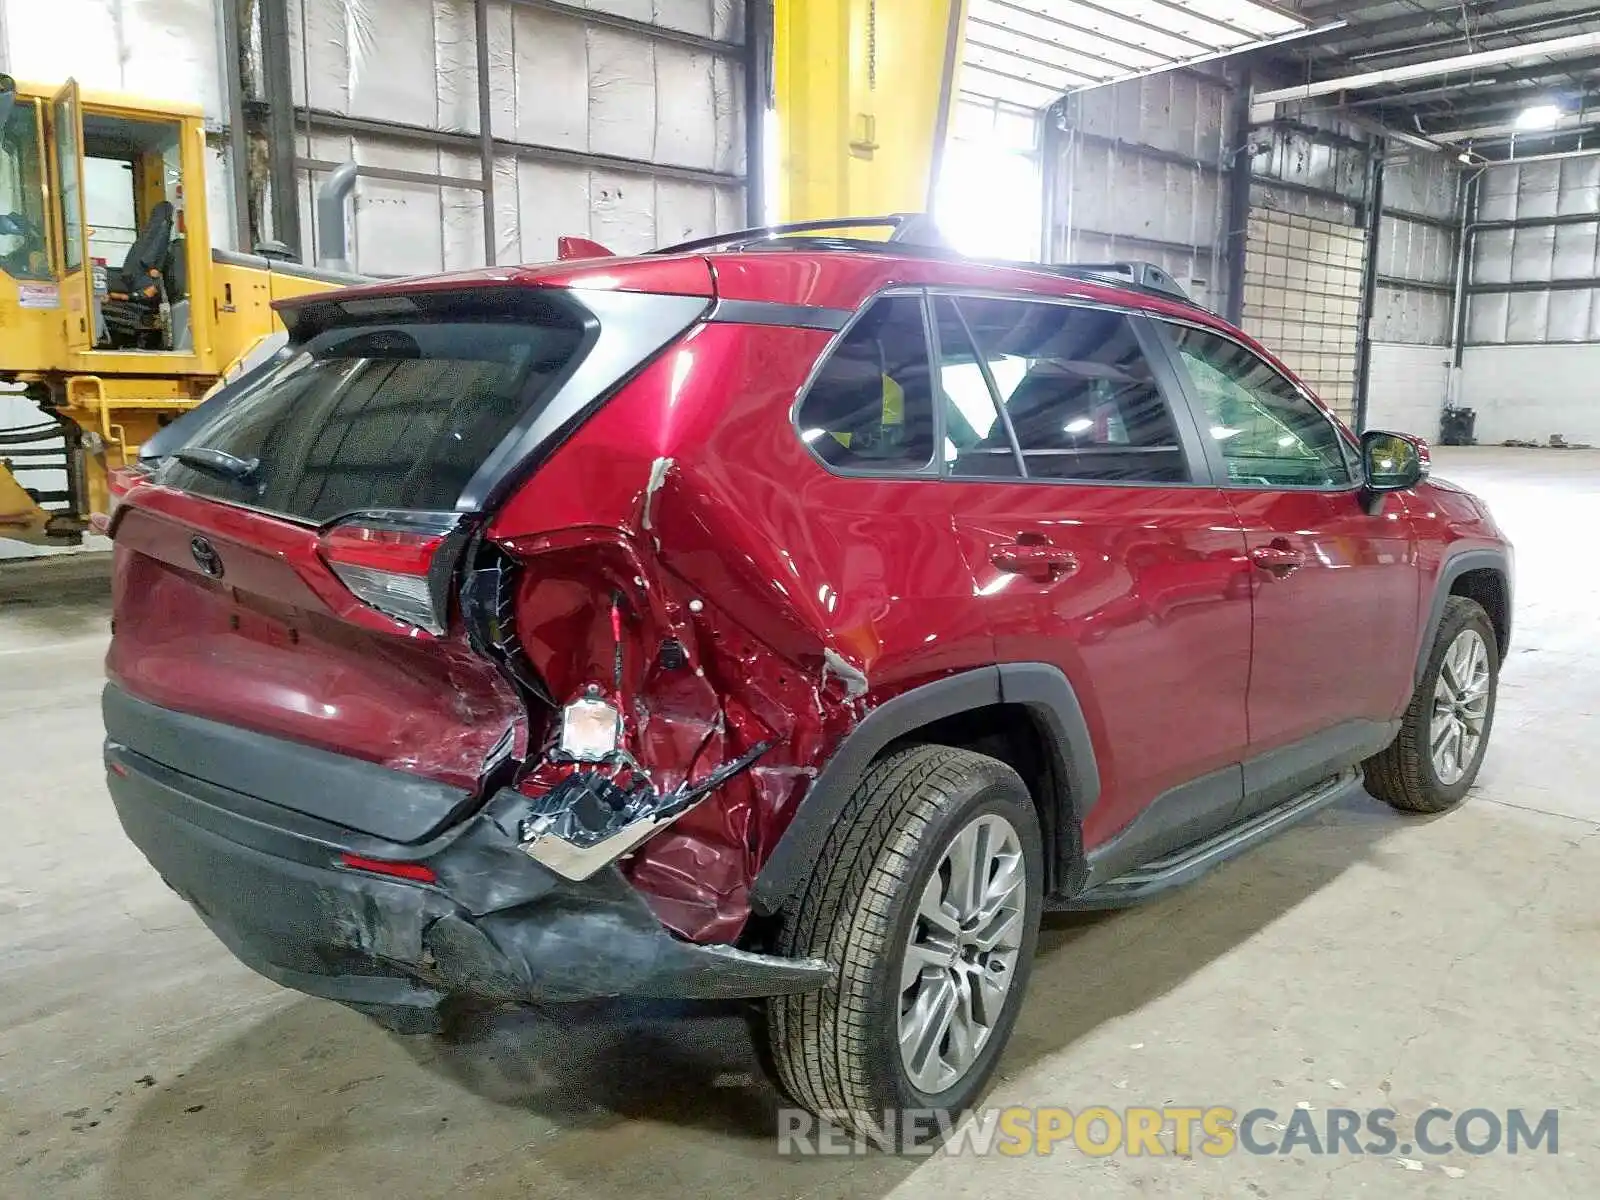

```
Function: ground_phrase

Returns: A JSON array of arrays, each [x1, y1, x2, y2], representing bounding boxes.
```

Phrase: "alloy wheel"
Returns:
[[897, 812, 1028, 1094], [1431, 627, 1492, 786]]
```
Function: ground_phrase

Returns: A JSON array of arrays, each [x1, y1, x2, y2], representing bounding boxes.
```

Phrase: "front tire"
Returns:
[[1365, 596, 1499, 814], [764, 745, 1043, 1144]]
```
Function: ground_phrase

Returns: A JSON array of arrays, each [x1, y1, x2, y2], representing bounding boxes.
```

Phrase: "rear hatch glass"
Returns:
[[159, 289, 588, 523]]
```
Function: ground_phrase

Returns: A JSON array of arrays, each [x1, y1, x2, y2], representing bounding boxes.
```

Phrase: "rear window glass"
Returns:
[[159, 309, 586, 524]]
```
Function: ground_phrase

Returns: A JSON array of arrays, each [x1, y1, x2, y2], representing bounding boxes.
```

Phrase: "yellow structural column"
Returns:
[[773, 0, 968, 224]]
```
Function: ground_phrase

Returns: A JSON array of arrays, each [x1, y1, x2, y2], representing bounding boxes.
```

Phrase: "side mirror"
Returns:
[[1361, 429, 1427, 497]]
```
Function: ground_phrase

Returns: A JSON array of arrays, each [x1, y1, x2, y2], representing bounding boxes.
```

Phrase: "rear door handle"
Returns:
[[1250, 544, 1305, 576], [990, 543, 1079, 581]]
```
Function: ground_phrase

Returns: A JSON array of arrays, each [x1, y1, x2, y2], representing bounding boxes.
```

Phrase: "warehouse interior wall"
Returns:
[[1458, 157, 1600, 445], [2, 0, 239, 250], [1047, 71, 1466, 431], [0, 0, 751, 277], [1047, 70, 1229, 312], [1364, 344, 1451, 439], [285, 0, 748, 276]]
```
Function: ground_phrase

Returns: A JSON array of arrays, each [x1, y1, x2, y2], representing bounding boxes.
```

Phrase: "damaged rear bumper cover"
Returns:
[[102, 686, 829, 1029]]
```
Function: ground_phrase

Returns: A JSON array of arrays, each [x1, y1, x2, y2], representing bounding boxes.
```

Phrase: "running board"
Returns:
[[1056, 769, 1363, 910]]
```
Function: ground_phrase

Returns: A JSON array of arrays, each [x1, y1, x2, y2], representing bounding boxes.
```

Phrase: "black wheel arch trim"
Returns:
[[1416, 548, 1513, 687], [749, 663, 1100, 915]]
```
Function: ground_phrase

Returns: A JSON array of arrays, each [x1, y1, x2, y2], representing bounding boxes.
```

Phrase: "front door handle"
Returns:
[[1250, 544, 1305, 576], [990, 543, 1079, 581]]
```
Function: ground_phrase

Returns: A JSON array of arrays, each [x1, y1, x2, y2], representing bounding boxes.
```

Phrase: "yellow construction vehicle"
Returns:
[[0, 72, 356, 544], [1, 2, 965, 545]]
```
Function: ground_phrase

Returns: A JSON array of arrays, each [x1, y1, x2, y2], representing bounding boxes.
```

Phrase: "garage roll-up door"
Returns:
[[1241, 208, 1366, 424]]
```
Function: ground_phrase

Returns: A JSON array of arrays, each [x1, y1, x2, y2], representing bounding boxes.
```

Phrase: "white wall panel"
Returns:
[[1051, 71, 1228, 306], [1467, 159, 1600, 346], [506, 6, 587, 147], [508, 158, 591, 263], [8, 0, 223, 117], [284, 0, 746, 275], [1461, 345, 1600, 443], [1365, 344, 1449, 439], [587, 26, 658, 162], [654, 178, 718, 247]]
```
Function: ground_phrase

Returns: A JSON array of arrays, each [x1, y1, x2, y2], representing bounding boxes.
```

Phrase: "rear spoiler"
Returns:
[[558, 236, 616, 260]]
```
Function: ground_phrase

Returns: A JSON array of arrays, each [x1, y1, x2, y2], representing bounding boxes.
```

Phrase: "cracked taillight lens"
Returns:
[[319, 511, 462, 635]]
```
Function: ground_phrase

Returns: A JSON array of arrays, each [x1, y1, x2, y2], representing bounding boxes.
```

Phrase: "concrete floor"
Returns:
[[3, 448, 1596, 1198]]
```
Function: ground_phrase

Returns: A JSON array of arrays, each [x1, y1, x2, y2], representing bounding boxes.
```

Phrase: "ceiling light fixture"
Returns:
[[1515, 103, 1564, 130]]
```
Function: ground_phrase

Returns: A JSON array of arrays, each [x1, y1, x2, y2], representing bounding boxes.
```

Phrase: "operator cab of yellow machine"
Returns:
[[0, 73, 220, 373]]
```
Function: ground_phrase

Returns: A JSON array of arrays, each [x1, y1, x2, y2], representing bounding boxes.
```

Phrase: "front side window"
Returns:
[[956, 297, 1189, 483], [1164, 323, 1352, 489], [796, 295, 935, 473], [0, 98, 52, 281]]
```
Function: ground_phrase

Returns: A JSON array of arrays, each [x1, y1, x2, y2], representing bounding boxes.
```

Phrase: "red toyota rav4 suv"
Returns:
[[104, 218, 1512, 1137]]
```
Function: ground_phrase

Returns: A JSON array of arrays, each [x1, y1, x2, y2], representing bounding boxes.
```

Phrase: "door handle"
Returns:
[[1250, 544, 1305, 576], [990, 543, 1079, 581]]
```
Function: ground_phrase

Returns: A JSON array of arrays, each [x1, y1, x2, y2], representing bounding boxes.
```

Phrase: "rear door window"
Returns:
[[160, 300, 587, 524], [955, 297, 1190, 483]]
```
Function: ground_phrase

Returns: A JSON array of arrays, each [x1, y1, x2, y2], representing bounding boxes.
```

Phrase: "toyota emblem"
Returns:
[[190, 536, 225, 579]]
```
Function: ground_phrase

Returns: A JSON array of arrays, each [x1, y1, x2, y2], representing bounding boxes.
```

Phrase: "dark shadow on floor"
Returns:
[[99, 794, 1404, 1200]]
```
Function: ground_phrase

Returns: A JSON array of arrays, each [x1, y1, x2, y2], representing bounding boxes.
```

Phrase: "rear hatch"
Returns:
[[108, 272, 711, 796]]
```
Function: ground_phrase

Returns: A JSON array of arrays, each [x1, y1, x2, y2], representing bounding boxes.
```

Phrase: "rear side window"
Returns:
[[160, 305, 586, 523], [796, 295, 935, 473], [955, 298, 1189, 483]]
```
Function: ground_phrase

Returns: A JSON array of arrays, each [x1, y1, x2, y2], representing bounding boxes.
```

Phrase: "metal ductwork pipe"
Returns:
[[316, 162, 359, 274]]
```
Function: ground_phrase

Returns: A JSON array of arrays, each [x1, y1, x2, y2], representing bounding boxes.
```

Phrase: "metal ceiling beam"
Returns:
[[1429, 92, 1600, 127], [1348, 52, 1600, 110], [1255, 30, 1600, 106], [980, 0, 1213, 56], [965, 34, 1127, 81], [1299, 0, 1397, 14], [1135, 0, 1287, 43], [975, 4, 1165, 69], [1434, 110, 1600, 141], [1344, 8, 1600, 64], [1344, 79, 1504, 108], [1322, 2, 1497, 46]]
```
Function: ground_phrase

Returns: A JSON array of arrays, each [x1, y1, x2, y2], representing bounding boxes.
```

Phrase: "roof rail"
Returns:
[[651, 215, 1204, 311], [654, 213, 947, 255], [1036, 262, 1193, 304]]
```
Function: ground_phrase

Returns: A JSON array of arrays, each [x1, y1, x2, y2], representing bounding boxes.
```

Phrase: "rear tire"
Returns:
[[1365, 596, 1499, 814], [763, 745, 1043, 1145]]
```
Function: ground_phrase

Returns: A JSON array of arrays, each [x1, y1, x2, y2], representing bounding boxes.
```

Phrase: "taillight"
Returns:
[[318, 511, 463, 635], [96, 463, 153, 534]]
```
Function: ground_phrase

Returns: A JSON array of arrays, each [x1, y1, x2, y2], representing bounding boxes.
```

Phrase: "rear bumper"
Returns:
[[103, 687, 829, 1025]]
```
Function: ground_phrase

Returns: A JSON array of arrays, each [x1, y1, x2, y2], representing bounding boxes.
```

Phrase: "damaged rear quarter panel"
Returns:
[[483, 322, 995, 942]]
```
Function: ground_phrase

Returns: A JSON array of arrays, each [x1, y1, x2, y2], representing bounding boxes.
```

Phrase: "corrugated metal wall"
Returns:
[[1049, 71, 1229, 311], [1048, 75, 1464, 425], [1467, 158, 1600, 345], [1375, 152, 1456, 345], [287, 0, 748, 276]]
